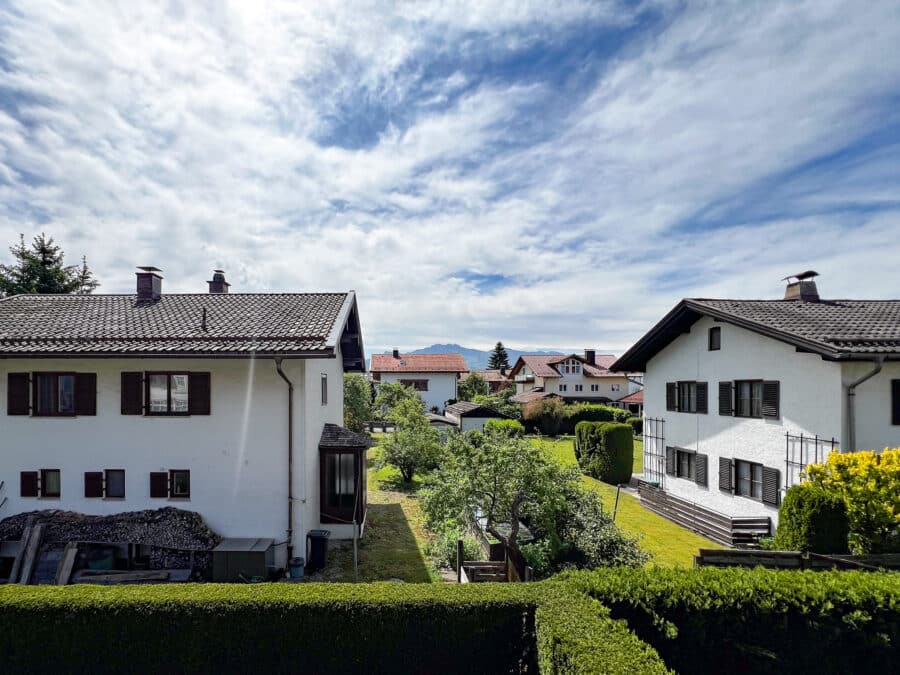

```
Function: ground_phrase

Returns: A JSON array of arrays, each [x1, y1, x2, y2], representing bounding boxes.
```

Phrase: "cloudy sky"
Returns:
[[0, 1, 898, 353]]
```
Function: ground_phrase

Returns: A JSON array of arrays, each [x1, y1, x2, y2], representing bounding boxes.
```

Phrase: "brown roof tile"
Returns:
[[370, 353, 468, 373]]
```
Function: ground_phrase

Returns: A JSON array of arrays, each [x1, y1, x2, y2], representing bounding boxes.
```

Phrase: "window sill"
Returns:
[[38, 496, 61, 500], [104, 497, 126, 501], [168, 497, 191, 502]]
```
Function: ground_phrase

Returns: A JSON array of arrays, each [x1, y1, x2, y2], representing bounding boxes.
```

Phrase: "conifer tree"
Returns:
[[0, 233, 99, 296], [488, 341, 510, 370]]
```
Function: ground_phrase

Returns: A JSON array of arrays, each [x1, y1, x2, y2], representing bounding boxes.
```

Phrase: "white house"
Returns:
[[444, 401, 511, 432], [370, 351, 468, 413], [0, 267, 369, 568], [508, 351, 630, 404], [611, 273, 900, 545]]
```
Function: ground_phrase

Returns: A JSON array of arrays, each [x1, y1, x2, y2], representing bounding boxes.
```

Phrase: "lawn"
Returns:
[[533, 435, 723, 567], [314, 440, 440, 583]]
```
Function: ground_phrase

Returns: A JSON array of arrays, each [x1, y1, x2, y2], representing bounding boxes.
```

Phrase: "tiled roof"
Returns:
[[612, 298, 900, 372], [370, 353, 468, 373], [510, 390, 556, 404], [0, 292, 353, 356], [471, 369, 512, 383], [445, 401, 509, 418], [516, 354, 623, 378], [319, 423, 372, 450], [619, 390, 644, 404]]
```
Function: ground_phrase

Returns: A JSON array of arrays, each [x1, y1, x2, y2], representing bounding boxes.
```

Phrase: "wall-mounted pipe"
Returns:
[[274, 357, 295, 561], [847, 356, 884, 452]]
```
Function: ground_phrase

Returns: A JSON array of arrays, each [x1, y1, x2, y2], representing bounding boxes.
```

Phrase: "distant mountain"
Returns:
[[369, 343, 574, 370]]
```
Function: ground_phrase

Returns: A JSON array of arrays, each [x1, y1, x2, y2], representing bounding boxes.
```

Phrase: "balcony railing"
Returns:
[[514, 374, 534, 383]]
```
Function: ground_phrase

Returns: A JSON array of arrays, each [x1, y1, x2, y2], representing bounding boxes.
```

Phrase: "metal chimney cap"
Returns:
[[136, 266, 163, 273], [782, 270, 819, 282]]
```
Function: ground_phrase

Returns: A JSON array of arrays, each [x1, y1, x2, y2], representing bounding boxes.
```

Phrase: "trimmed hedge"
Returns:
[[626, 416, 642, 436], [485, 418, 525, 436], [575, 421, 634, 484], [563, 566, 900, 674], [774, 484, 850, 553], [561, 404, 630, 434]]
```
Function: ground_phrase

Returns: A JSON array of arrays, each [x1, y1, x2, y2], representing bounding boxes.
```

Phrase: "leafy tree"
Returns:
[[472, 386, 521, 420], [488, 341, 510, 370], [0, 233, 99, 297], [457, 372, 489, 401], [523, 396, 567, 435], [564, 490, 650, 568], [422, 429, 580, 560], [379, 397, 442, 482], [343, 373, 373, 432], [373, 381, 420, 419]]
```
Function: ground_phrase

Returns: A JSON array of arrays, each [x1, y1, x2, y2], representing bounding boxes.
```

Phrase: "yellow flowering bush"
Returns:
[[805, 448, 900, 553]]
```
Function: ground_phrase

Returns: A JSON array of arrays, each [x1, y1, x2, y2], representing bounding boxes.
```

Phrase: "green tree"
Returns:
[[422, 429, 579, 560], [0, 233, 99, 297], [457, 372, 489, 401], [343, 373, 373, 432], [488, 341, 510, 370], [473, 386, 521, 420], [373, 381, 420, 419], [379, 397, 442, 482]]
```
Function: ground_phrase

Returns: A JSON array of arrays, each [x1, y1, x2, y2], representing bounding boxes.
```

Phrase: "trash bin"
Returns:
[[306, 529, 330, 572], [289, 557, 305, 579]]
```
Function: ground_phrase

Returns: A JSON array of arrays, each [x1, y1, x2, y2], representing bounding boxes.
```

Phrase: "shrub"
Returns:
[[485, 418, 525, 436], [805, 448, 900, 553], [428, 524, 483, 568], [774, 484, 850, 553], [575, 422, 634, 484], [563, 566, 900, 675], [560, 403, 631, 434], [565, 490, 650, 568], [523, 397, 567, 436], [627, 416, 643, 436]]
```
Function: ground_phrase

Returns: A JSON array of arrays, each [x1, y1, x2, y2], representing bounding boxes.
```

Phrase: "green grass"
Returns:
[[533, 435, 723, 567]]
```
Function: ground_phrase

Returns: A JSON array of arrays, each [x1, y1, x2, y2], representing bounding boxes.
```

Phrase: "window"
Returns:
[[892, 380, 900, 425], [21, 469, 61, 497], [667, 381, 708, 414], [735, 460, 763, 500], [399, 379, 429, 391], [34, 373, 75, 416], [146, 373, 189, 415], [611, 384, 621, 392], [150, 470, 190, 498], [85, 470, 126, 498], [708, 326, 721, 351], [321, 449, 365, 524], [326, 453, 355, 510], [735, 381, 763, 418], [678, 382, 697, 412], [677, 450, 696, 480], [575, 384, 583, 392], [590, 384, 599, 392], [559, 384, 567, 392], [321, 374, 328, 405]]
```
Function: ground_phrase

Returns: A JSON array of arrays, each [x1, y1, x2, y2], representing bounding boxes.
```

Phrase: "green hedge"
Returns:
[[774, 484, 850, 553], [561, 404, 630, 434], [485, 418, 525, 436], [626, 416, 642, 436], [562, 567, 900, 674], [575, 421, 634, 484]]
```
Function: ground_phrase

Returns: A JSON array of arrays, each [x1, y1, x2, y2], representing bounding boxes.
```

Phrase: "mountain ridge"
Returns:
[[369, 343, 617, 370]]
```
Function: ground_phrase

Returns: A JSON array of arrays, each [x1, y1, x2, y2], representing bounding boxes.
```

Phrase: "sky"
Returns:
[[0, 1, 898, 354]]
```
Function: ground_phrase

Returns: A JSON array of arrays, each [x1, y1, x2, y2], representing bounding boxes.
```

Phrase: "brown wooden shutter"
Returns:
[[74, 373, 97, 415], [665, 446, 677, 476], [695, 453, 708, 487], [20, 471, 38, 497], [188, 372, 211, 415], [150, 472, 169, 498], [719, 457, 733, 493], [762, 381, 780, 418], [7, 373, 30, 415], [666, 383, 677, 411], [762, 466, 780, 506], [121, 372, 144, 414], [84, 471, 104, 498], [696, 382, 708, 414], [718, 381, 733, 416], [891, 380, 900, 425]]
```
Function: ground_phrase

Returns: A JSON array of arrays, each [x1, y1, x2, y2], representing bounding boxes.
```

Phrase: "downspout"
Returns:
[[847, 356, 884, 452], [274, 357, 295, 561]]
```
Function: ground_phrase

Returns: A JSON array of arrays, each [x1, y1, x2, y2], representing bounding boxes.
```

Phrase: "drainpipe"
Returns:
[[274, 357, 295, 561], [847, 356, 884, 452]]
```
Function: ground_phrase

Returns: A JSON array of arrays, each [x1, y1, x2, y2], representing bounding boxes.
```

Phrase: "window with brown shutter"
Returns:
[[84, 472, 104, 498], [893, 380, 900, 426], [696, 383, 708, 414], [105, 469, 126, 498], [762, 381, 780, 418], [40, 469, 61, 497], [761, 467, 780, 506], [719, 457, 733, 493], [666, 383, 677, 411], [74, 373, 97, 415], [695, 453, 708, 487], [665, 446, 677, 476], [8, 373, 30, 415], [188, 373, 211, 415], [170, 470, 191, 498], [150, 472, 169, 498], [121, 372, 144, 414], [718, 381, 733, 416], [33, 373, 77, 416], [20, 471, 38, 497]]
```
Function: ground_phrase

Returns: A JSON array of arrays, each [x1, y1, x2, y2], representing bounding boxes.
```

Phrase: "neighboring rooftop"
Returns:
[[619, 390, 644, 404], [509, 389, 556, 404], [370, 352, 469, 373], [319, 423, 372, 450], [510, 353, 620, 379], [445, 401, 509, 418]]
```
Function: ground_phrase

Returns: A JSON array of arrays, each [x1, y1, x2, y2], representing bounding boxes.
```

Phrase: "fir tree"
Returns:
[[488, 341, 510, 370], [0, 233, 99, 297]]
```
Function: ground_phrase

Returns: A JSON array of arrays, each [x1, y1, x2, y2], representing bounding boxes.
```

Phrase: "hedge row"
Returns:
[[562, 566, 900, 674], [574, 421, 634, 484]]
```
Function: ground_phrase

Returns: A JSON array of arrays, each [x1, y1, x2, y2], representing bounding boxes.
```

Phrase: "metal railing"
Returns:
[[784, 432, 839, 489], [643, 417, 666, 487]]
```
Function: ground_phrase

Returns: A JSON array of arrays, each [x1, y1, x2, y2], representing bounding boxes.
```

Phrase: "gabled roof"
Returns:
[[370, 353, 468, 373], [445, 401, 510, 418], [611, 298, 900, 372], [471, 369, 512, 383], [619, 390, 644, 404], [319, 423, 372, 450], [509, 389, 557, 404], [509, 353, 622, 379], [0, 292, 364, 366]]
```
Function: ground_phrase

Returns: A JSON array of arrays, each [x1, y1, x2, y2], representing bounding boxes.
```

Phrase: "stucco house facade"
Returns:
[[509, 351, 630, 404], [370, 351, 468, 413], [611, 274, 900, 544], [0, 268, 368, 568], [444, 401, 511, 432]]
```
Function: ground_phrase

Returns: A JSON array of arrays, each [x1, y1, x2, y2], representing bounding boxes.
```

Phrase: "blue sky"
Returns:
[[0, 1, 898, 353]]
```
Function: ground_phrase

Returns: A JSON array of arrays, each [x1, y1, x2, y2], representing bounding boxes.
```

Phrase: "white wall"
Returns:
[[0, 353, 348, 566], [644, 316, 844, 524], [377, 371, 458, 412], [459, 416, 497, 433], [841, 360, 900, 451], [551, 359, 629, 401]]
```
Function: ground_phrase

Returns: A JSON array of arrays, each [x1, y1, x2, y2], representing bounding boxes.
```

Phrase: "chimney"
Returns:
[[135, 266, 163, 301], [782, 270, 820, 302], [392, 348, 400, 359], [584, 349, 596, 366], [207, 269, 230, 294]]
